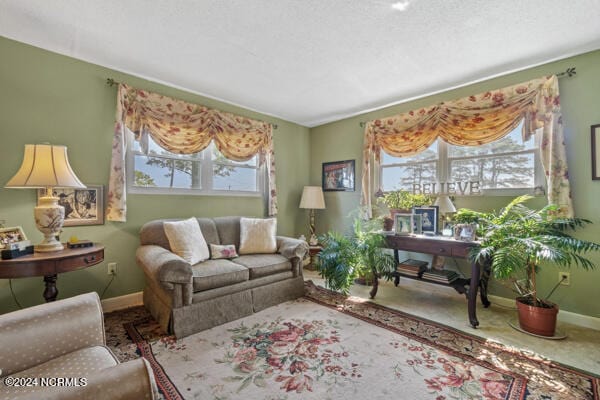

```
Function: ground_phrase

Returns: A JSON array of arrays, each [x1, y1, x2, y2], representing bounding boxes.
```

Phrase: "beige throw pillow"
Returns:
[[163, 218, 209, 264], [239, 217, 277, 254]]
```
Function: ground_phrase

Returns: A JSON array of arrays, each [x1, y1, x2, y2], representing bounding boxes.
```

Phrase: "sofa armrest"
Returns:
[[19, 358, 159, 400], [276, 236, 309, 260], [0, 292, 105, 376], [136, 245, 193, 285]]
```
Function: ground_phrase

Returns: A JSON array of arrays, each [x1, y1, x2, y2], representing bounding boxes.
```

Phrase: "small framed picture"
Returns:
[[38, 185, 104, 226], [412, 214, 423, 234], [454, 223, 477, 241], [394, 213, 414, 235], [412, 206, 438, 234], [442, 221, 454, 237], [322, 160, 355, 192], [0, 226, 27, 250]]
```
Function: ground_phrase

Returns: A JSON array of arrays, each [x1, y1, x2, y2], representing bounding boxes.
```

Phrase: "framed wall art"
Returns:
[[394, 213, 413, 235], [322, 160, 355, 192], [592, 124, 600, 180], [38, 185, 104, 226], [412, 206, 438, 234]]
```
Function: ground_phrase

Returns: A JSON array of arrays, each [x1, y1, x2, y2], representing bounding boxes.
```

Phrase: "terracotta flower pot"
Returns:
[[516, 297, 559, 337]]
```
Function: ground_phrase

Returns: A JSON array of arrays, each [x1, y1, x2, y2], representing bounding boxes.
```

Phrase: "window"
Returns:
[[127, 132, 263, 196], [380, 120, 545, 195]]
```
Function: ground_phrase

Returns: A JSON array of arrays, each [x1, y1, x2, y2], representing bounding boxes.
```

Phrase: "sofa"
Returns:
[[0, 292, 158, 400], [136, 216, 309, 338]]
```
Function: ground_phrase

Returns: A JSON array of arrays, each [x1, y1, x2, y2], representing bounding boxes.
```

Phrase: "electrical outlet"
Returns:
[[558, 271, 570, 286], [108, 262, 117, 275]]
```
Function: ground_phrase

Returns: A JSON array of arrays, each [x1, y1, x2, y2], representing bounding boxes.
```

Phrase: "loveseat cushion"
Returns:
[[191, 259, 249, 292], [233, 254, 291, 279]]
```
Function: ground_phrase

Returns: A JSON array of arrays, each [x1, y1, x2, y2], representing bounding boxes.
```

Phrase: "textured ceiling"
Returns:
[[1, 0, 600, 127]]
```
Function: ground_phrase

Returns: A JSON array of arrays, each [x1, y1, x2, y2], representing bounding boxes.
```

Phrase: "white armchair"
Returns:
[[0, 292, 158, 400]]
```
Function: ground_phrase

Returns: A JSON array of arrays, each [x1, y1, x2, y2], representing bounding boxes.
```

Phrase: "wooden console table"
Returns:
[[384, 235, 490, 328], [0, 244, 104, 302]]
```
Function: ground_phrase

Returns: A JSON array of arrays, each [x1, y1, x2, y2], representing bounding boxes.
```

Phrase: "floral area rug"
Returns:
[[105, 281, 599, 400]]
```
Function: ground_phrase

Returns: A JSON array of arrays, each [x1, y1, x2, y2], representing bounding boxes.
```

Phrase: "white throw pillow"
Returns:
[[163, 218, 209, 264], [239, 217, 277, 255]]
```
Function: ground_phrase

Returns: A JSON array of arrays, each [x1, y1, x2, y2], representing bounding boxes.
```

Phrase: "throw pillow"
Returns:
[[239, 217, 277, 254], [210, 244, 238, 259], [163, 218, 209, 264]]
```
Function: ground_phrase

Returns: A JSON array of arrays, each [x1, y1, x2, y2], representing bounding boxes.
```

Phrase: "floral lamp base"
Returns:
[[34, 196, 65, 252]]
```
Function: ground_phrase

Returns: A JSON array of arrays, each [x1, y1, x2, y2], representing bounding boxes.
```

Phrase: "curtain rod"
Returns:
[[106, 78, 278, 129], [358, 67, 577, 128]]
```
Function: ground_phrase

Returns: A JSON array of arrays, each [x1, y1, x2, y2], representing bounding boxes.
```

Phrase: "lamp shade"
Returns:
[[435, 195, 456, 214], [5, 144, 85, 189], [299, 186, 325, 209]]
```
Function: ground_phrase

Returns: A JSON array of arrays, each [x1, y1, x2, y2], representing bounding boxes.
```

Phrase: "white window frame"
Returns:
[[126, 133, 264, 197], [379, 128, 546, 197]]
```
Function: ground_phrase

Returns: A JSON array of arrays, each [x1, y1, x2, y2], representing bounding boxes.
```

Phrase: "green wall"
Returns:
[[310, 50, 600, 318], [2, 35, 599, 319], [0, 37, 310, 313]]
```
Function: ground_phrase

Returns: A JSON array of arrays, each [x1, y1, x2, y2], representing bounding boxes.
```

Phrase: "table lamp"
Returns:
[[5, 144, 86, 252], [299, 186, 325, 246]]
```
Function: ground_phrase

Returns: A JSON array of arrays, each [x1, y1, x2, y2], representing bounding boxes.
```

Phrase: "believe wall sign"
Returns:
[[412, 181, 481, 195]]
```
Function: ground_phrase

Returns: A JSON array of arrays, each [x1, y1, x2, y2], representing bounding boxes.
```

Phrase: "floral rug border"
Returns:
[[122, 281, 599, 400]]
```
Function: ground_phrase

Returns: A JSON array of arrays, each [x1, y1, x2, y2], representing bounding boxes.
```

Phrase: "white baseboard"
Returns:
[[101, 291, 143, 313], [488, 295, 600, 331]]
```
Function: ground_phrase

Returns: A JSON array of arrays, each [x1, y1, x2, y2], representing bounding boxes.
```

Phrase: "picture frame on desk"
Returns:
[[412, 206, 438, 234], [394, 213, 413, 235], [38, 185, 104, 226], [0, 226, 27, 250], [412, 214, 423, 234], [454, 223, 477, 241]]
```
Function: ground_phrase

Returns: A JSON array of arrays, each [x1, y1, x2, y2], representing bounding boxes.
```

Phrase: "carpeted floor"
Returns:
[[105, 282, 599, 400]]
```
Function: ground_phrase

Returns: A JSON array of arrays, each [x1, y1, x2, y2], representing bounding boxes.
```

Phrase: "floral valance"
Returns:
[[106, 84, 277, 221], [361, 75, 573, 217]]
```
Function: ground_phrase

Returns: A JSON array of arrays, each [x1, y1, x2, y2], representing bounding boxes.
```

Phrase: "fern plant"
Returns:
[[317, 218, 396, 297], [466, 195, 600, 307]]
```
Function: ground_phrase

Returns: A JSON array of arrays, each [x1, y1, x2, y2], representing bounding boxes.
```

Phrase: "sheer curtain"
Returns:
[[361, 75, 572, 217], [106, 84, 277, 221]]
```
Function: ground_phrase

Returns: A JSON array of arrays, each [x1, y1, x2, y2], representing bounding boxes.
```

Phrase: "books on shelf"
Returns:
[[397, 259, 428, 277], [421, 269, 460, 284]]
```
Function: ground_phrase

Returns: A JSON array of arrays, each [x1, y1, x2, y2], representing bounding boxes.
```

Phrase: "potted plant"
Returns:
[[317, 218, 396, 298], [463, 195, 600, 336], [378, 190, 435, 216]]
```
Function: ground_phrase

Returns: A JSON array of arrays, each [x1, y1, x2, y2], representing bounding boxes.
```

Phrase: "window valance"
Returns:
[[361, 75, 573, 217], [107, 84, 277, 221]]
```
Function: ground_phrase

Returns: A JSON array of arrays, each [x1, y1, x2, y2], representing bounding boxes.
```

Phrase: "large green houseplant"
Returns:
[[317, 218, 396, 299], [462, 195, 600, 336]]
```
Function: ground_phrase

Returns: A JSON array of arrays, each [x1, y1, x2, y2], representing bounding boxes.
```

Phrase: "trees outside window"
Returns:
[[380, 120, 544, 195], [127, 133, 261, 195]]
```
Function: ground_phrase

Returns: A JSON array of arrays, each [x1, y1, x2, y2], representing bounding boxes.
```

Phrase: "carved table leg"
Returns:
[[43, 274, 58, 302], [393, 249, 400, 286], [479, 260, 491, 308], [468, 262, 480, 328]]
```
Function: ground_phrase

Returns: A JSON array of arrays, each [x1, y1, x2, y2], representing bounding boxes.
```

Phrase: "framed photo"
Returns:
[[322, 160, 355, 192], [412, 206, 438, 234], [592, 124, 600, 180], [0, 226, 27, 250], [442, 221, 454, 237], [394, 213, 413, 235], [38, 185, 104, 226], [454, 223, 477, 242], [412, 214, 423, 234]]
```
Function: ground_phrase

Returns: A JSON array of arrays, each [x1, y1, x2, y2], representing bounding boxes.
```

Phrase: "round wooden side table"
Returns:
[[0, 244, 104, 302]]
